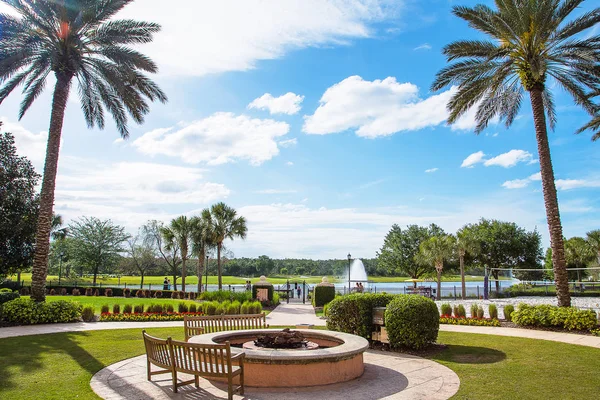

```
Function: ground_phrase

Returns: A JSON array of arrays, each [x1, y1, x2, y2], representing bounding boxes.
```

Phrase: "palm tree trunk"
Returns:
[[31, 73, 72, 302], [181, 256, 186, 293], [197, 249, 205, 293], [459, 253, 466, 300], [436, 265, 442, 300], [217, 243, 222, 290], [529, 89, 571, 307]]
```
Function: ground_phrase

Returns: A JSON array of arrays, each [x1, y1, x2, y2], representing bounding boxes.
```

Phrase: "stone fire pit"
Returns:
[[189, 329, 368, 388]]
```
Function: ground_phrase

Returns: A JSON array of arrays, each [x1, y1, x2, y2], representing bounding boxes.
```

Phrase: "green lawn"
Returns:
[[0, 328, 598, 399], [26, 295, 199, 313]]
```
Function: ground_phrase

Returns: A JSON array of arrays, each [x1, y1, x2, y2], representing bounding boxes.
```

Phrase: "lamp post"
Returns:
[[347, 253, 352, 294], [58, 252, 64, 285], [205, 255, 209, 293]]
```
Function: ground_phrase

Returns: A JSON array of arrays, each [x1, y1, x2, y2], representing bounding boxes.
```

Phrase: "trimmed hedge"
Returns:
[[199, 290, 252, 303], [440, 316, 501, 327], [512, 304, 598, 331], [326, 293, 396, 339], [313, 285, 335, 307], [252, 284, 274, 302], [504, 304, 515, 321], [385, 295, 439, 350], [1, 298, 82, 325], [41, 285, 190, 299], [0, 291, 20, 305], [99, 312, 203, 322]]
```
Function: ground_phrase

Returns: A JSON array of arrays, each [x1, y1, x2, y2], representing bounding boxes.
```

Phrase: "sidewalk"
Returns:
[[0, 321, 183, 339], [266, 303, 327, 327]]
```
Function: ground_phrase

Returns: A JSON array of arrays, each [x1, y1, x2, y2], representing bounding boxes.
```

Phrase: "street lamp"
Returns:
[[58, 252, 64, 285], [347, 253, 352, 294], [205, 255, 209, 293]]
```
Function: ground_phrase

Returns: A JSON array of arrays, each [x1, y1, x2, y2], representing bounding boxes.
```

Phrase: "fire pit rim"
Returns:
[[189, 329, 369, 363]]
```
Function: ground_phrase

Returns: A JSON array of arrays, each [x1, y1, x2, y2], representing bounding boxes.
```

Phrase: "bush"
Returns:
[[1, 298, 82, 324], [441, 303, 452, 316], [489, 304, 498, 319], [189, 304, 197, 313], [85, 288, 93, 296], [512, 304, 598, 331], [215, 304, 224, 315], [154, 290, 163, 298], [20, 287, 30, 296], [0, 291, 20, 305], [204, 301, 217, 315], [179, 291, 185, 299], [477, 306, 484, 319], [171, 291, 179, 299], [112, 304, 120, 314], [124, 288, 131, 298], [0, 288, 12, 293], [440, 316, 501, 327], [49, 289, 56, 295], [470, 303, 478, 318], [504, 305, 514, 321], [94, 289, 99, 296], [133, 305, 144, 313], [99, 311, 203, 322], [100, 305, 109, 314], [228, 301, 241, 314], [105, 288, 113, 297], [144, 290, 151, 298], [240, 301, 250, 315], [252, 301, 263, 314], [313, 285, 336, 307], [178, 302, 189, 313], [273, 292, 280, 305], [72, 288, 80, 296], [136, 290, 145, 298], [326, 293, 396, 339], [200, 290, 252, 303], [123, 304, 133, 313], [166, 304, 174, 313], [457, 305, 466, 318], [385, 295, 439, 350], [60, 288, 67, 296], [82, 306, 95, 322]]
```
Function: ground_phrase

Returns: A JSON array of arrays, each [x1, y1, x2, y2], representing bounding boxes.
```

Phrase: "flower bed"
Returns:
[[99, 311, 203, 322], [440, 315, 501, 327]]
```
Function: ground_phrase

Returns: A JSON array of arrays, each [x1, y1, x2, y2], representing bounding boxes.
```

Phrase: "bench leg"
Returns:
[[228, 374, 233, 400], [172, 369, 178, 393], [239, 364, 245, 395], [146, 358, 151, 381], [194, 374, 199, 388]]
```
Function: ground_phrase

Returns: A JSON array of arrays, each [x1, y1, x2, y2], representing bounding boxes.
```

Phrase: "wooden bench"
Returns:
[[184, 313, 268, 341], [142, 330, 245, 400]]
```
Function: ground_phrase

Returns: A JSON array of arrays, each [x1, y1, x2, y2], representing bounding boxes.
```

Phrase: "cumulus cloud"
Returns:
[[502, 178, 531, 189], [484, 150, 534, 168], [1, 117, 48, 168], [302, 76, 478, 138], [112, 0, 399, 76], [133, 112, 290, 166], [425, 168, 438, 173], [248, 93, 304, 115], [461, 151, 486, 168], [555, 179, 600, 191]]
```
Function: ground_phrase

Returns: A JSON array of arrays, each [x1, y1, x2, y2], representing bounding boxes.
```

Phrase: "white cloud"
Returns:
[[279, 138, 298, 148], [133, 112, 290, 166], [1, 117, 48, 168], [302, 76, 478, 138], [286, 161, 294, 166], [113, 138, 124, 145], [359, 179, 386, 189], [529, 172, 542, 181], [248, 93, 304, 115], [502, 179, 531, 189], [555, 179, 600, 191], [425, 168, 438, 173], [461, 151, 486, 168], [255, 189, 298, 194], [116, 0, 399, 76], [484, 149, 533, 168], [414, 43, 432, 51]]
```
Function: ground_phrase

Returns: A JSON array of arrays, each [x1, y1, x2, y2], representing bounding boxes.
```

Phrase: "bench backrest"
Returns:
[[142, 330, 173, 370], [184, 313, 267, 341], [170, 339, 232, 378]]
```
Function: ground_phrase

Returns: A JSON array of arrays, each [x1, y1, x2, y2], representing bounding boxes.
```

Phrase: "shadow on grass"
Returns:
[[433, 345, 506, 364]]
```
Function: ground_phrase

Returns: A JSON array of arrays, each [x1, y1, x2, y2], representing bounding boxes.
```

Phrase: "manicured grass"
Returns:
[[368, 275, 512, 283], [25, 295, 198, 313], [0, 328, 598, 399]]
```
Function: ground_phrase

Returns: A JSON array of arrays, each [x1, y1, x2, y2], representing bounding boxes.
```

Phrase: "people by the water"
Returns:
[[297, 286, 301, 298], [163, 277, 168, 290]]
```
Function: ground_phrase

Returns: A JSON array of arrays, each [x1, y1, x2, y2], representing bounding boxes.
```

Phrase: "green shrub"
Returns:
[[221, 300, 231, 313], [100, 304, 109, 314], [512, 304, 553, 327], [489, 304, 498, 319], [470, 303, 478, 318], [441, 303, 452, 316], [166, 304, 174, 313], [273, 292, 280, 305], [440, 316, 501, 327], [385, 295, 439, 350], [189, 304, 197, 313], [457, 304, 466, 318], [228, 301, 241, 314], [204, 301, 217, 315], [123, 304, 133, 313], [0, 288, 12, 293], [133, 305, 144, 313], [1, 298, 82, 324], [199, 290, 252, 303], [313, 285, 336, 307], [326, 293, 396, 339], [252, 301, 263, 314], [240, 301, 250, 314], [477, 306, 484, 319], [214, 304, 224, 315], [512, 304, 598, 331], [81, 305, 95, 322], [504, 305, 514, 321], [0, 291, 20, 305], [178, 302, 189, 313], [112, 304, 120, 314], [323, 302, 330, 317]]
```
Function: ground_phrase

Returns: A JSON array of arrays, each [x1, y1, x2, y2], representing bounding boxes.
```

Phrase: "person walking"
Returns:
[[163, 277, 168, 291]]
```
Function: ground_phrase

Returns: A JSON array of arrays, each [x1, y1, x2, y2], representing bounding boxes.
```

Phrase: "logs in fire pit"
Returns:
[[254, 328, 309, 349]]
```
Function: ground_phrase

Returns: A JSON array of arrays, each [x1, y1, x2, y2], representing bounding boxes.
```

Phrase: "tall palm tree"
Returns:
[[432, 0, 600, 307], [164, 216, 193, 293], [206, 202, 248, 290], [159, 224, 180, 291], [418, 235, 455, 300], [50, 214, 68, 241], [456, 228, 480, 300], [586, 230, 600, 266], [190, 209, 216, 293], [0, 0, 167, 302]]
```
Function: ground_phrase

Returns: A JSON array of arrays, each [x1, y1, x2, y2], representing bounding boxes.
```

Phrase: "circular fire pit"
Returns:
[[189, 329, 368, 388]]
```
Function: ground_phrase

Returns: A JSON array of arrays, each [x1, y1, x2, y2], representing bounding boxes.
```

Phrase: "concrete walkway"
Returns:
[[265, 303, 326, 327], [0, 321, 183, 339]]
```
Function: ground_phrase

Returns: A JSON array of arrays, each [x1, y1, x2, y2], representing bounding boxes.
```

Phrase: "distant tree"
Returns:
[[142, 220, 181, 290], [377, 224, 444, 285], [190, 209, 216, 292], [0, 128, 40, 279], [456, 228, 480, 299], [162, 216, 193, 292], [205, 203, 248, 290], [565, 237, 595, 282], [68, 217, 130, 285], [50, 214, 69, 241], [417, 235, 455, 300], [125, 233, 158, 288], [586, 230, 600, 265]]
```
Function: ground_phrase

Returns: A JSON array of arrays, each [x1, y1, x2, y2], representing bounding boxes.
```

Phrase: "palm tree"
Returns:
[[50, 214, 68, 241], [206, 203, 248, 290], [564, 236, 594, 282], [418, 235, 455, 300], [0, 0, 167, 302], [190, 209, 216, 293], [159, 225, 180, 291], [456, 228, 480, 300], [586, 230, 600, 266], [432, 0, 600, 307], [164, 216, 193, 293]]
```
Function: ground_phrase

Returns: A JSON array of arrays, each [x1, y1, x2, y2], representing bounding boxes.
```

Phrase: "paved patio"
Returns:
[[91, 350, 460, 400], [265, 303, 326, 327]]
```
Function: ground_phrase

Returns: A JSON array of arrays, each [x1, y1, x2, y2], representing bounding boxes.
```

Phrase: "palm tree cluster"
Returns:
[[158, 203, 247, 293], [433, 0, 600, 307]]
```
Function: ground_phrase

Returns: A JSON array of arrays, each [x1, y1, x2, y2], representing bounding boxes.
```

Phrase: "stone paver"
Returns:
[[266, 303, 326, 327], [91, 350, 460, 400]]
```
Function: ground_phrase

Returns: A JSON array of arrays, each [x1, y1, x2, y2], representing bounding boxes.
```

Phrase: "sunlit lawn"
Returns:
[[0, 328, 598, 399]]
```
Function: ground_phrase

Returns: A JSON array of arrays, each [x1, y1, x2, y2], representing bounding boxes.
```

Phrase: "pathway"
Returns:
[[265, 303, 326, 327]]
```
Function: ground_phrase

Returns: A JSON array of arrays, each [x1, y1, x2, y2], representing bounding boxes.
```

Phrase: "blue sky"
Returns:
[[2, 0, 600, 259]]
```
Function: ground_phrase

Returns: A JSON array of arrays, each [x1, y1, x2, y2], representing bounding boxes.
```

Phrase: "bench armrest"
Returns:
[[231, 352, 246, 361]]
